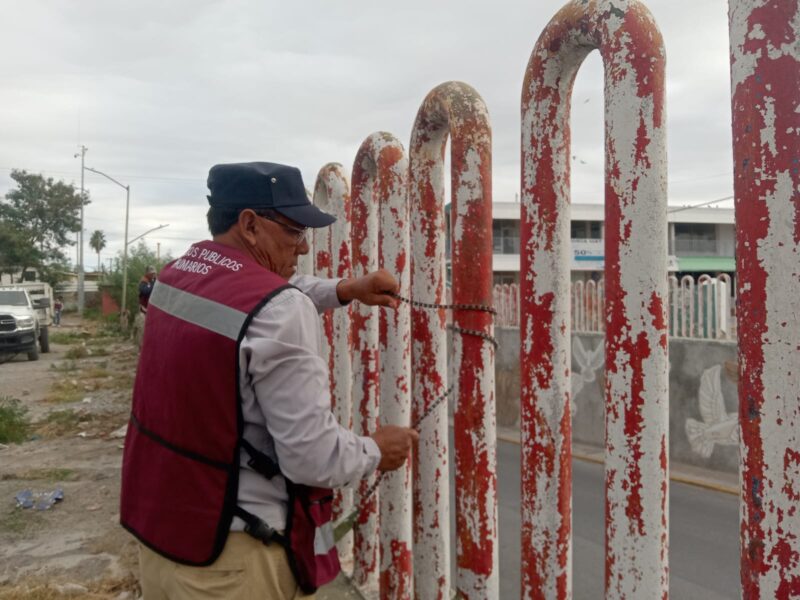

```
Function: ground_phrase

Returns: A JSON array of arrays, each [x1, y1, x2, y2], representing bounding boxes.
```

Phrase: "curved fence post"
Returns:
[[521, 1, 668, 597], [297, 188, 315, 276], [351, 132, 413, 598], [597, 278, 605, 333], [586, 279, 598, 332], [493, 285, 503, 325], [679, 275, 695, 338], [350, 141, 382, 592], [410, 81, 498, 599], [729, 1, 800, 595], [574, 281, 585, 332], [668, 276, 679, 337], [313, 163, 355, 565], [716, 273, 731, 339], [698, 274, 713, 339], [495, 283, 519, 327]]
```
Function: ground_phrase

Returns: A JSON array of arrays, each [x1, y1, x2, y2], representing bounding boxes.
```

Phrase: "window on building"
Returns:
[[571, 220, 603, 239], [674, 223, 717, 254], [493, 272, 518, 285], [493, 220, 520, 254]]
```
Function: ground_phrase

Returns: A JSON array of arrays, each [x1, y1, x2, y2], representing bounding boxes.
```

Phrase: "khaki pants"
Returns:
[[139, 533, 314, 600]]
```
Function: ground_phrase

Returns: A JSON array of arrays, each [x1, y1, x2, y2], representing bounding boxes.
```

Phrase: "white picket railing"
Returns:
[[493, 275, 735, 339]]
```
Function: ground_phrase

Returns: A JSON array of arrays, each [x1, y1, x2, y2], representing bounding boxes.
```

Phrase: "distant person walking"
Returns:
[[53, 297, 63, 326], [138, 266, 157, 314]]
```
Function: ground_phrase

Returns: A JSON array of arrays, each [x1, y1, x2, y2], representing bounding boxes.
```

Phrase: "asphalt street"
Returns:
[[449, 436, 740, 599]]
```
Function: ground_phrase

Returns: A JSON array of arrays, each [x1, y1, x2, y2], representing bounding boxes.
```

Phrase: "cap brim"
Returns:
[[275, 203, 337, 228]]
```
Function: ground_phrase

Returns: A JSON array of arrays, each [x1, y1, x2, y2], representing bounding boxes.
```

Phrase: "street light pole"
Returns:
[[84, 166, 130, 318], [127, 224, 169, 247], [76, 145, 88, 315], [122, 184, 130, 318]]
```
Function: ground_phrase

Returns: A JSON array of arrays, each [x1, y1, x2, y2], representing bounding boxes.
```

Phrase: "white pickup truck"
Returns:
[[0, 286, 51, 361]]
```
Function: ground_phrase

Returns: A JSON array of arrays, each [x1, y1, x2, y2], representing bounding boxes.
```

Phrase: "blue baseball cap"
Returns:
[[207, 162, 336, 228]]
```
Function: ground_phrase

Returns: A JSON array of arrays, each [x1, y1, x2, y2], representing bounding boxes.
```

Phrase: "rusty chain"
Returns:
[[334, 292, 497, 541], [390, 292, 496, 315], [391, 292, 499, 348]]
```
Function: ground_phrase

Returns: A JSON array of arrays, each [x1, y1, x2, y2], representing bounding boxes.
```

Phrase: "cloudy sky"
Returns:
[[0, 0, 733, 268]]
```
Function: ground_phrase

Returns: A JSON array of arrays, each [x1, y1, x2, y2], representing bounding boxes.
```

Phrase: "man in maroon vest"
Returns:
[[121, 161, 417, 599]]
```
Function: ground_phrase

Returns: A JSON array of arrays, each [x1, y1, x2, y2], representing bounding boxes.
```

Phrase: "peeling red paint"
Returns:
[[352, 132, 413, 598], [730, 0, 800, 597], [522, 1, 668, 597], [410, 81, 497, 598], [380, 540, 413, 599], [312, 163, 355, 565]]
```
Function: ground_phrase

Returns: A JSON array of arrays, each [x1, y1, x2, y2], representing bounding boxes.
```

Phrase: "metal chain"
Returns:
[[448, 325, 499, 349], [390, 292, 497, 315], [356, 383, 455, 508], [334, 293, 497, 541], [391, 293, 499, 348]]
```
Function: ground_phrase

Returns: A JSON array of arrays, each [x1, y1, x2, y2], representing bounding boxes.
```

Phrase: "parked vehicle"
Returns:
[[14, 281, 54, 327], [0, 286, 50, 361]]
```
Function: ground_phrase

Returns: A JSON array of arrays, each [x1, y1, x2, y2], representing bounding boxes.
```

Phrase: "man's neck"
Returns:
[[212, 232, 251, 257]]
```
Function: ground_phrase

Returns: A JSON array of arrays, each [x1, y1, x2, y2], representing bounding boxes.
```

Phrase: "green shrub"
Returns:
[[37, 409, 92, 436], [65, 345, 89, 360], [50, 330, 89, 345], [0, 397, 30, 444], [50, 360, 79, 373]]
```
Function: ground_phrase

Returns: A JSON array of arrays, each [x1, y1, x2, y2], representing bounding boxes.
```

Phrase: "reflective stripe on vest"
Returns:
[[314, 522, 336, 556], [121, 240, 290, 566], [149, 281, 247, 341]]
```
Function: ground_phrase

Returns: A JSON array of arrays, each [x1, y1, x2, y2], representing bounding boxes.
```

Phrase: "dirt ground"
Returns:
[[0, 314, 363, 600], [0, 314, 139, 599]]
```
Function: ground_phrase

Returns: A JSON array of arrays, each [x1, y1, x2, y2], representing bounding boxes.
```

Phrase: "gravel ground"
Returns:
[[0, 314, 366, 599]]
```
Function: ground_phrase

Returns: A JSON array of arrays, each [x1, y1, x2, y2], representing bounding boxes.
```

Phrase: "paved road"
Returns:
[[450, 437, 740, 599]]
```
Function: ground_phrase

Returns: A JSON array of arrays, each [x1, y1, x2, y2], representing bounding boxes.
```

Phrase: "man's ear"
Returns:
[[238, 209, 260, 246]]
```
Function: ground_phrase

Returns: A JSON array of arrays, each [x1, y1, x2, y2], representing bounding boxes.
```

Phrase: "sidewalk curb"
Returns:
[[495, 430, 739, 496]]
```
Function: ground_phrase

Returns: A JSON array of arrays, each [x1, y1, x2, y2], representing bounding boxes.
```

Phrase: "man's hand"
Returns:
[[337, 269, 401, 309], [371, 425, 419, 472]]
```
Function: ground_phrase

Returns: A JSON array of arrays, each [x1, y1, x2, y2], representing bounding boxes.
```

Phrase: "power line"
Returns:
[[0, 165, 199, 183], [667, 195, 734, 214], [668, 171, 732, 185]]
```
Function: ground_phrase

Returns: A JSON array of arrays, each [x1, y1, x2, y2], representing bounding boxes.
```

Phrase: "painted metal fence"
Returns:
[[730, 0, 800, 597], [520, 2, 669, 599], [312, 163, 355, 565], [668, 274, 732, 339], [302, 0, 799, 598], [494, 277, 734, 339], [312, 83, 497, 599], [350, 132, 413, 597], [409, 81, 497, 600]]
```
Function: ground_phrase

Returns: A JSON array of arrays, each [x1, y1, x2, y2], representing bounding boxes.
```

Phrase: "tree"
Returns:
[[0, 170, 88, 284], [89, 230, 107, 272], [105, 241, 172, 313], [0, 221, 41, 278]]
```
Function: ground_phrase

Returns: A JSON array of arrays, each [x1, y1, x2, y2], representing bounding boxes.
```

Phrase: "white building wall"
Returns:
[[716, 223, 736, 257]]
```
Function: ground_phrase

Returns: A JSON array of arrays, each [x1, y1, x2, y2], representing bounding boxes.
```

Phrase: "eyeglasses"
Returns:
[[258, 213, 308, 245]]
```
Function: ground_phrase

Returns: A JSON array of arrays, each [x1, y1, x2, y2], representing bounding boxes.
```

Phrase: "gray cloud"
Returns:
[[0, 0, 734, 263]]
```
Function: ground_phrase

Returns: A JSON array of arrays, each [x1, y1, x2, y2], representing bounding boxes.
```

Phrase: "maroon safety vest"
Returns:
[[121, 240, 290, 564]]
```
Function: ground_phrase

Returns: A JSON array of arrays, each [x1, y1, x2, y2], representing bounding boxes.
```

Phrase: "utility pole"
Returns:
[[84, 166, 130, 320], [75, 145, 88, 315], [157, 242, 161, 263]]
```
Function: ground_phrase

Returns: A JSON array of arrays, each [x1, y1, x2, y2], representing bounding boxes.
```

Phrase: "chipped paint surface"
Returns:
[[351, 132, 413, 597], [313, 163, 355, 564], [729, 1, 800, 597], [410, 81, 498, 600], [297, 187, 316, 276], [520, 1, 668, 598]]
